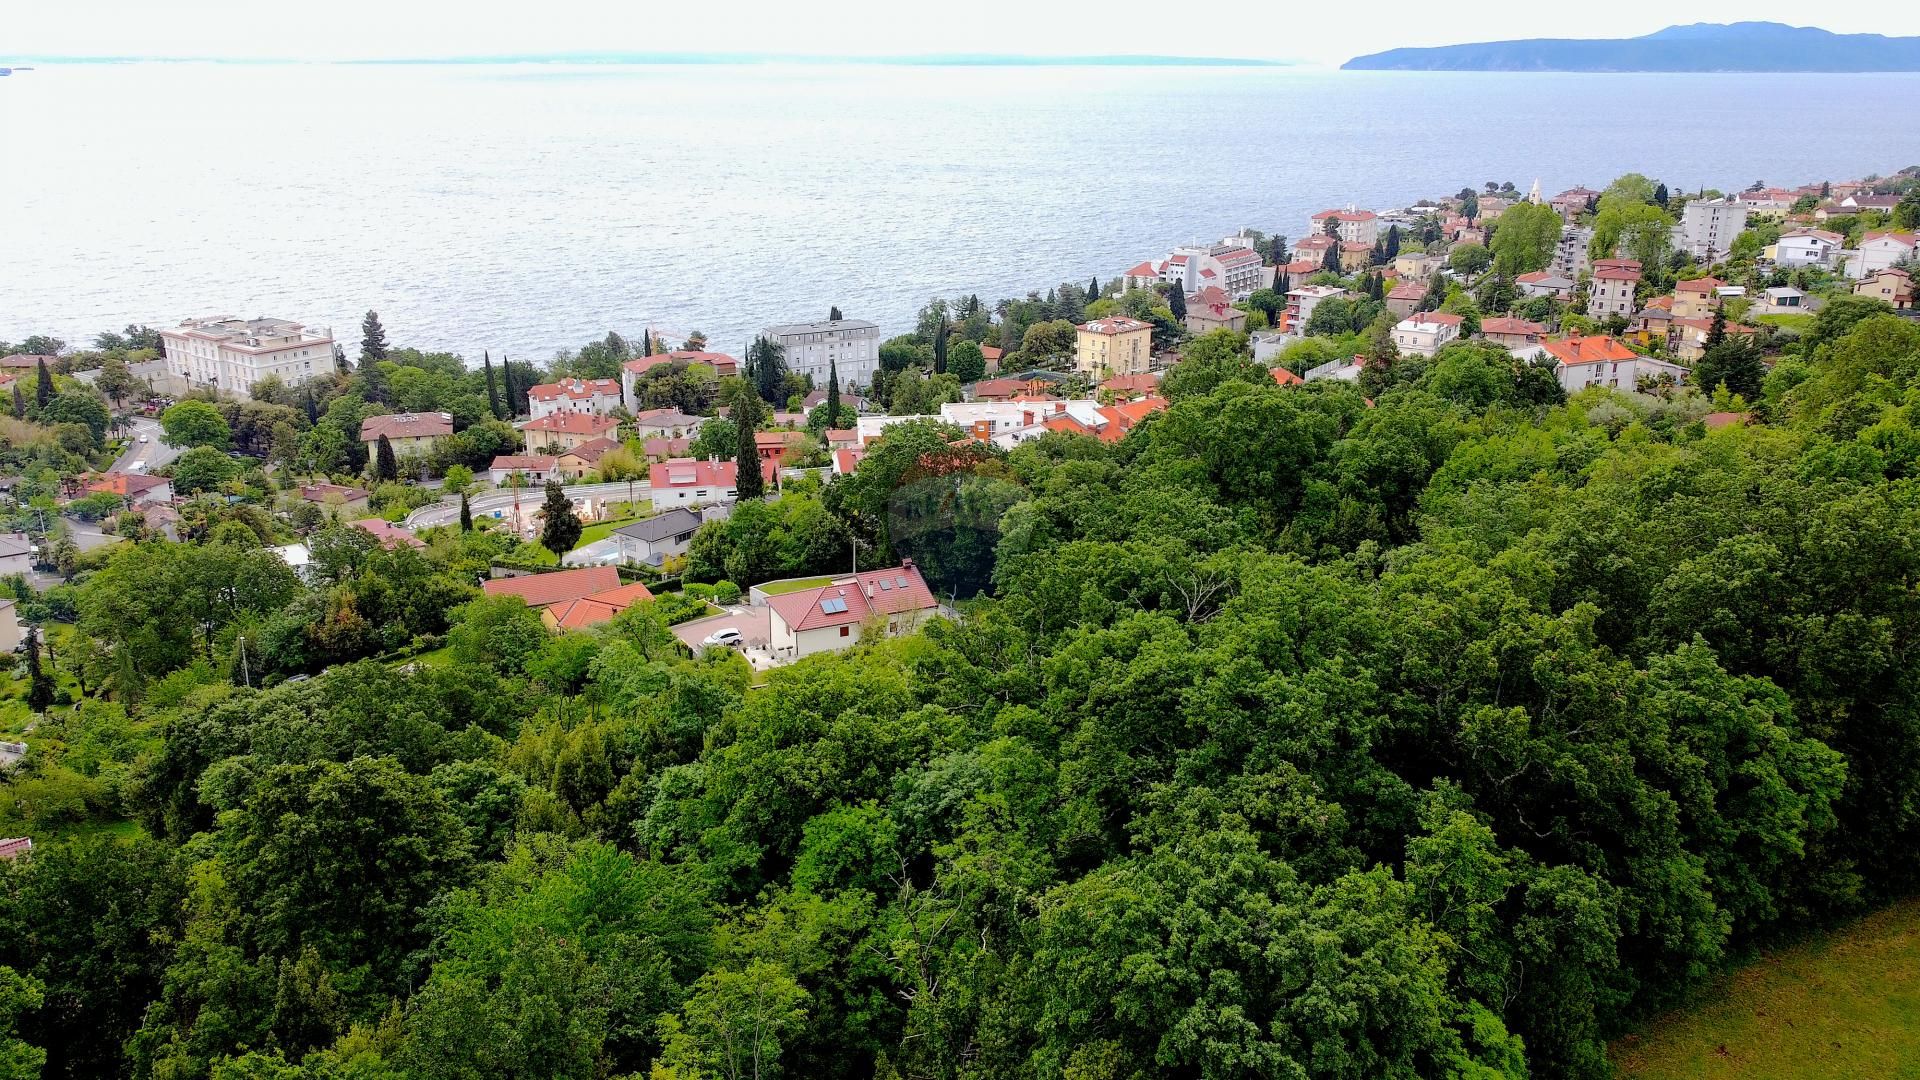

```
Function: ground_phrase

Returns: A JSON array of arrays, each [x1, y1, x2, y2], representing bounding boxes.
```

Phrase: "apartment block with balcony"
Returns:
[[160, 317, 334, 399], [1679, 198, 1749, 262]]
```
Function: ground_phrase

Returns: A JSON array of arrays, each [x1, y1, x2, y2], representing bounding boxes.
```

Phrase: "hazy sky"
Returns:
[[11, 2, 1920, 66]]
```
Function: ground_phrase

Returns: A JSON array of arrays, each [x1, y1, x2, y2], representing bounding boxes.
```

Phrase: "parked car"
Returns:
[[702, 628, 743, 648]]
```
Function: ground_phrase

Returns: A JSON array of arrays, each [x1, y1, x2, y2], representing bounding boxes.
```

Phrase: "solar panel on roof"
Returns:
[[820, 598, 847, 614]]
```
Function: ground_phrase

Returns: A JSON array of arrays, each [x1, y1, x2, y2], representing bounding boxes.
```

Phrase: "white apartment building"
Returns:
[[1552, 226, 1593, 278], [762, 319, 881, 388], [854, 400, 1108, 450], [1586, 259, 1642, 319], [1391, 312, 1463, 356], [160, 317, 334, 399], [1284, 285, 1345, 332], [1679, 198, 1749, 262], [1309, 207, 1381, 247], [1841, 231, 1919, 280], [526, 377, 622, 419], [1772, 228, 1843, 268], [1162, 243, 1266, 299]]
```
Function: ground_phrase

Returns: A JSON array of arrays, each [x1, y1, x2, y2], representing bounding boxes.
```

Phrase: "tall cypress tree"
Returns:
[[360, 356, 389, 405], [932, 320, 950, 374], [1322, 244, 1341, 274], [539, 481, 582, 553], [826, 358, 842, 431], [642, 330, 653, 357], [1167, 285, 1187, 322], [1385, 224, 1402, 260], [34, 357, 53, 409], [1089, 276, 1100, 300], [375, 434, 398, 481], [733, 392, 765, 501], [483, 351, 503, 419], [11, 385, 24, 419], [303, 389, 318, 424], [459, 492, 473, 532], [24, 625, 52, 715], [829, 306, 844, 322], [360, 310, 389, 362]]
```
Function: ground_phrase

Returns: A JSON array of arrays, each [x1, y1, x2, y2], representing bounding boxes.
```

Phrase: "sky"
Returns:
[[9, 2, 1920, 66]]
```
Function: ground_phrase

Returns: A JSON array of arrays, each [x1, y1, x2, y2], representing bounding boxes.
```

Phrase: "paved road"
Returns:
[[109, 417, 181, 473], [404, 480, 654, 530]]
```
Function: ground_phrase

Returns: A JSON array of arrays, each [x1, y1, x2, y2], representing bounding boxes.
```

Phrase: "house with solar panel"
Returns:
[[763, 561, 940, 660]]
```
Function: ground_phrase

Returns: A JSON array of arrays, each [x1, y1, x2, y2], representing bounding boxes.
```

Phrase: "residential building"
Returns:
[[1516, 270, 1575, 300], [764, 562, 940, 661], [160, 316, 334, 399], [1304, 355, 1366, 382], [1271, 366, 1304, 387], [1273, 257, 1323, 283], [1392, 312, 1463, 356], [833, 447, 866, 475], [649, 457, 773, 509], [1184, 286, 1246, 334], [1671, 277, 1727, 318], [1385, 281, 1427, 319], [352, 518, 425, 549], [1284, 285, 1346, 333], [1855, 268, 1915, 308], [1338, 242, 1373, 273], [1737, 187, 1798, 215], [1100, 372, 1161, 401], [1043, 397, 1165, 445], [1771, 228, 1843, 267], [488, 454, 595, 486], [1551, 226, 1593, 279], [0, 838, 31, 861], [613, 508, 705, 567], [1586, 259, 1642, 318], [1551, 187, 1600, 222], [570, 438, 621, 470], [630, 409, 705, 440], [801, 388, 869, 412], [87, 472, 174, 507], [359, 412, 453, 455], [518, 411, 621, 452], [1678, 198, 1748, 262], [483, 565, 622, 609], [642, 436, 691, 460], [0, 355, 52, 372], [1670, 317, 1759, 361], [762, 319, 881, 387], [544, 581, 658, 631], [527, 377, 621, 419], [621, 351, 738, 405], [294, 482, 370, 515], [1544, 336, 1687, 394], [1120, 260, 1164, 292], [1161, 243, 1266, 298], [1393, 251, 1439, 279], [1309, 207, 1380, 247], [1479, 316, 1546, 352], [1293, 235, 1337, 270], [1842, 232, 1919, 279], [0, 599, 20, 655], [1826, 192, 1901, 214], [1074, 317, 1153, 378], [754, 430, 809, 469], [1752, 286, 1808, 316]]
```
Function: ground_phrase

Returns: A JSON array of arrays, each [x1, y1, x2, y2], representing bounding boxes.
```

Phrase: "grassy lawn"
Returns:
[[398, 645, 455, 670], [1611, 898, 1920, 1080], [1757, 313, 1817, 332], [756, 575, 838, 595], [575, 507, 654, 550]]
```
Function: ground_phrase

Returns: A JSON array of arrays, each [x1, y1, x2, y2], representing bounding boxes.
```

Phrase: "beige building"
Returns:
[[1391, 312, 1463, 356], [1309, 207, 1380, 246], [1586, 259, 1642, 318], [1855, 268, 1914, 308], [517, 411, 621, 452], [1184, 287, 1246, 334], [360, 412, 453, 456], [161, 316, 334, 399], [1075, 317, 1153, 378]]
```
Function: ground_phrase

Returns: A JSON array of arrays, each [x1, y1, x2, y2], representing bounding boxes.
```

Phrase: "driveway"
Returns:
[[673, 605, 775, 670], [109, 418, 180, 473], [563, 537, 625, 566]]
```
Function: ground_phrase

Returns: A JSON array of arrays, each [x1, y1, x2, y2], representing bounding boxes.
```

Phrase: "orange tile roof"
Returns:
[[543, 580, 657, 630], [1541, 336, 1638, 366], [483, 565, 622, 608]]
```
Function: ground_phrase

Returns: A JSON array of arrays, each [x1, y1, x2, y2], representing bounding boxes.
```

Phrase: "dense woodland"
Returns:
[[2, 287, 1920, 1079]]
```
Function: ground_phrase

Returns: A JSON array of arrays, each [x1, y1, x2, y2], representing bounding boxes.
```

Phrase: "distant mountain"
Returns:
[[1343, 22, 1920, 72]]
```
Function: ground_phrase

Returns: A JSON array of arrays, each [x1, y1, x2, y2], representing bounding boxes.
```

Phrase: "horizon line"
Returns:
[[1, 51, 1304, 68]]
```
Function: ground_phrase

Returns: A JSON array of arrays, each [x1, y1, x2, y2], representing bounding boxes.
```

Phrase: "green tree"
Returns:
[[448, 594, 548, 676], [161, 399, 235, 450], [946, 339, 986, 384], [746, 336, 787, 406], [1692, 335, 1765, 401], [1489, 200, 1561, 273], [374, 434, 398, 481], [0, 967, 45, 1080], [22, 625, 53, 714], [33, 358, 53, 410], [825, 359, 842, 430], [360, 310, 389, 362], [539, 480, 583, 553], [459, 492, 473, 532], [1448, 245, 1493, 275], [483, 351, 503, 419], [662, 961, 809, 1080], [1165, 284, 1187, 322], [170, 445, 241, 495], [734, 392, 766, 502]]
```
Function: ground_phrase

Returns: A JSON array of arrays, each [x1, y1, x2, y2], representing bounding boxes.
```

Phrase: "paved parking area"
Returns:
[[672, 606, 775, 669]]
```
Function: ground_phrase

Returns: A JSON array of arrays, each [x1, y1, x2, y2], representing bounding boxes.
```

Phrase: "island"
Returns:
[[1343, 21, 1920, 72]]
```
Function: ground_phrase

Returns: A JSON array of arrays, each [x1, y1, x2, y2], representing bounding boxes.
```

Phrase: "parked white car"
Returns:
[[702, 628, 743, 648]]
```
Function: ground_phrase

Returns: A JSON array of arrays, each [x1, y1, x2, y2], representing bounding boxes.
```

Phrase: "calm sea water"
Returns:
[[4, 63, 1919, 361]]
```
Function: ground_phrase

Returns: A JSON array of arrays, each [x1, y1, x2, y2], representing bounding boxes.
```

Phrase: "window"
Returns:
[[840, 626, 851, 637]]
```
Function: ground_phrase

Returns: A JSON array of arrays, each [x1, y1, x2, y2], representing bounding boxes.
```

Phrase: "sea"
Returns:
[[3, 62, 1919, 361]]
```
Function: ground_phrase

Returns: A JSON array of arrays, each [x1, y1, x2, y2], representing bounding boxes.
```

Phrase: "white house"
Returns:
[[0, 599, 20, 655], [1752, 286, 1807, 316], [648, 457, 773, 509], [1284, 285, 1346, 333], [631, 409, 706, 440], [612, 507, 705, 566], [1516, 271, 1576, 300], [1772, 228, 1843, 268], [1545, 336, 1687, 395], [1304, 356, 1366, 383], [1842, 232, 1919, 280], [1678, 197, 1748, 262], [527, 377, 622, 419], [0, 535, 31, 578], [764, 562, 940, 661], [1391, 312, 1463, 356], [160, 316, 334, 399], [1309, 207, 1381, 247]]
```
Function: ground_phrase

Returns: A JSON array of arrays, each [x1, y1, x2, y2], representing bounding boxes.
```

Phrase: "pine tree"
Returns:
[[24, 625, 53, 715], [826, 358, 842, 431], [360, 356, 389, 405], [1653, 183, 1670, 208], [459, 492, 473, 532], [1705, 306, 1728, 349], [746, 336, 786, 405], [1322, 244, 1341, 274], [539, 481, 582, 553], [1270, 235, 1289, 264], [375, 434, 398, 481], [1385, 225, 1401, 260], [732, 392, 765, 501], [303, 389, 319, 423], [360, 311, 389, 362], [829, 306, 844, 322], [483, 352, 503, 419], [34, 357, 53, 409]]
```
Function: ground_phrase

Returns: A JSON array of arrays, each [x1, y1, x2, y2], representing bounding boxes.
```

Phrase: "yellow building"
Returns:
[[1075, 316, 1153, 378]]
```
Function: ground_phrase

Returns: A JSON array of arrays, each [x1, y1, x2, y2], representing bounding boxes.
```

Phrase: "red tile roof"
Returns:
[[88, 472, 171, 497], [528, 377, 620, 402], [1271, 366, 1304, 386], [520, 412, 621, 436], [1591, 258, 1643, 282], [1312, 208, 1378, 221], [1387, 282, 1427, 300], [1079, 316, 1153, 335], [623, 351, 739, 376], [642, 436, 691, 458], [544, 580, 657, 629], [490, 454, 559, 472], [1402, 312, 1463, 327], [1542, 336, 1638, 366], [570, 437, 622, 463], [352, 518, 426, 549], [765, 563, 937, 633], [1479, 317, 1545, 336], [647, 456, 776, 489], [360, 412, 453, 442], [1676, 276, 1727, 294], [1124, 260, 1161, 278], [483, 565, 623, 608]]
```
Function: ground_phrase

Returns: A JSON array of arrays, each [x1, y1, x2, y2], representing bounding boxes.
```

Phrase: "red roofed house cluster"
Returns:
[[527, 377, 622, 419]]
